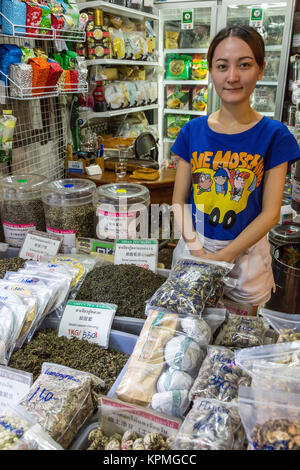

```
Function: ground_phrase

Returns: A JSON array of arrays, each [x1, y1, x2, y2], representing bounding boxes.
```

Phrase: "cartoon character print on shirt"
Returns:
[[191, 156, 260, 230]]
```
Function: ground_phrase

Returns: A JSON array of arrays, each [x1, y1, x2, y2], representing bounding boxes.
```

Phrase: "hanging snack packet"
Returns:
[[174, 398, 245, 450], [260, 308, 300, 343], [191, 54, 208, 81], [167, 115, 190, 139], [235, 341, 300, 395], [20, 362, 104, 449], [165, 54, 191, 80], [166, 85, 190, 110], [109, 28, 126, 60], [147, 256, 234, 317], [116, 308, 205, 418], [165, 31, 179, 49], [214, 313, 268, 349], [189, 345, 250, 403], [238, 386, 300, 450], [192, 86, 207, 111]]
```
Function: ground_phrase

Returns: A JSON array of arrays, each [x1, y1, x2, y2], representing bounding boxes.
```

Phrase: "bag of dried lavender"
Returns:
[[146, 256, 235, 317]]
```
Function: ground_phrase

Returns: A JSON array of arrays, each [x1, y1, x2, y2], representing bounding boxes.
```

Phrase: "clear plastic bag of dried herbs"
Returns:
[[0, 405, 36, 450], [147, 256, 235, 317], [174, 397, 246, 450], [19, 362, 105, 449], [238, 385, 300, 450], [214, 313, 269, 349], [260, 308, 300, 343]]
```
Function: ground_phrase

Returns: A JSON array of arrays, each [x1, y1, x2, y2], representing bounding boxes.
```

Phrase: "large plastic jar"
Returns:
[[94, 182, 150, 240], [42, 178, 96, 253], [0, 174, 48, 248]]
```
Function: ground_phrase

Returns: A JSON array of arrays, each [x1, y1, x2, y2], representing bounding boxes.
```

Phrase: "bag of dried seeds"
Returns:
[[0, 405, 36, 450], [214, 313, 269, 349], [238, 385, 300, 450], [19, 362, 105, 449], [147, 256, 235, 317], [116, 308, 205, 418], [235, 341, 300, 395], [174, 397, 246, 450], [260, 308, 300, 343], [189, 345, 250, 403]]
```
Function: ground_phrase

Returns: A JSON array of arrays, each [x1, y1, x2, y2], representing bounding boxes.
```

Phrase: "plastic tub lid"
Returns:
[[0, 174, 48, 200], [96, 182, 150, 204], [269, 224, 300, 243], [42, 178, 96, 206]]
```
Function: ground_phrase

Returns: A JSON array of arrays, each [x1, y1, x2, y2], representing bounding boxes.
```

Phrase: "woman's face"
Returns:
[[210, 36, 265, 106]]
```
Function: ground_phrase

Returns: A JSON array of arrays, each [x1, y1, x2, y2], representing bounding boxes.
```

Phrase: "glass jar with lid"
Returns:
[[0, 174, 48, 247], [94, 182, 150, 240], [42, 178, 96, 253]]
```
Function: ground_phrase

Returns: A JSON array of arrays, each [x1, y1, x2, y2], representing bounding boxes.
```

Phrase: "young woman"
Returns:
[[171, 25, 300, 309]]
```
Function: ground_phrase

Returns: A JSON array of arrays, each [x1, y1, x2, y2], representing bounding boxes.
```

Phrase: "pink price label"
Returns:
[[2, 221, 36, 229], [46, 227, 76, 234]]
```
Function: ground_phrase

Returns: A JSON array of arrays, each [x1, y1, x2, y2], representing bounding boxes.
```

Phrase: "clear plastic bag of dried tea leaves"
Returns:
[[238, 385, 300, 450], [235, 341, 300, 395], [214, 313, 268, 349], [189, 345, 250, 403], [16, 423, 63, 450], [19, 362, 105, 449], [146, 256, 235, 317], [174, 397, 245, 450], [260, 308, 300, 343], [116, 308, 205, 418], [0, 404, 36, 450]]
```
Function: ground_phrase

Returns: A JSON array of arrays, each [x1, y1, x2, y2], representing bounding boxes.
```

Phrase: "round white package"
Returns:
[[156, 367, 193, 393], [181, 317, 212, 346], [164, 335, 203, 372], [151, 390, 190, 418]]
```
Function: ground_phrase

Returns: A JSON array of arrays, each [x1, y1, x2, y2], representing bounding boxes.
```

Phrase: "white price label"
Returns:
[[0, 365, 32, 412], [46, 226, 76, 253], [19, 230, 63, 261], [58, 300, 117, 349], [114, 239, 158, 272], [99, 396, 182, 439]]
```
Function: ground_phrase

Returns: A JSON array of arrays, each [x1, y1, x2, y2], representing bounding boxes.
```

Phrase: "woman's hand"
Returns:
[[196, 250, 235, 264]]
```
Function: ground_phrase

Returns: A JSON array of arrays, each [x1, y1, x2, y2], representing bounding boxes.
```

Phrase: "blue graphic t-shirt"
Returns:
[[171, 116, 300, 241]]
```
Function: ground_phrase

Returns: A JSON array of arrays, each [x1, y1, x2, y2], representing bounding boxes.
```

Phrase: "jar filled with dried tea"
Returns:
[[42, 179, 96, 254], [94, 183, 150, 240], [0, 174, 48, 248]]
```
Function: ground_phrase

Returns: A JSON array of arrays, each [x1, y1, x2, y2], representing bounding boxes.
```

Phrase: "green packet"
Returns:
[[167, 114, 191, 139], [165, 54, 192, 80]]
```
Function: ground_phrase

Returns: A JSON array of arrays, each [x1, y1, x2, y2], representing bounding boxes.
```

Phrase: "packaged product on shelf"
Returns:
[[19, 362, 104, 449], [165, 54, 192, 80], [26, 1, 42, 37], [116, 308, 206, 417], [147, 256, 234, 316], [0, 174, 47, 248], [174, 398, 245, 450], [63, 69, 72, 91], [191, 54, 208, 81], [51, 13, 64, 32], [28, 57, 50, 95], [260, 308, 300, 343], [213, 313, 268, 349], [167, 114, 190, 139], [20, 46, 35, 63], [235, 341, 300, 395], [87, 26, 111, 60], [0, 110, 17, 163], [238, 386, 300, 450], [1, 0, 27, 36], [78, 11, 88, 32], [192, 86, 208, 111], [109, 28, 126, 60], [77, 56, 88, 86], [251, 85, 276, 112], [189, 345, 250, 403], [124, 81, 138, 107], [45, 60, 63, 92], [42, 178, 96, 254], [148, 81, 157, 104], [33, 47, 48, 59], [61, 50, 77, 70], [0, 44, 22, 83], [104, 82, 127, 110], [76, 41, 87, 58], [69, 70, 79, 89], [166, 85, 190, 110], [165, 31, 180, 50], [63, 0, 80, 31], [39, 1, 51, 36], [126, 0, 142, 10]]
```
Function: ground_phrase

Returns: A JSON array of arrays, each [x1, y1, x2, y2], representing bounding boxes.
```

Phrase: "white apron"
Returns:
[[171, 235, 275, 306]]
